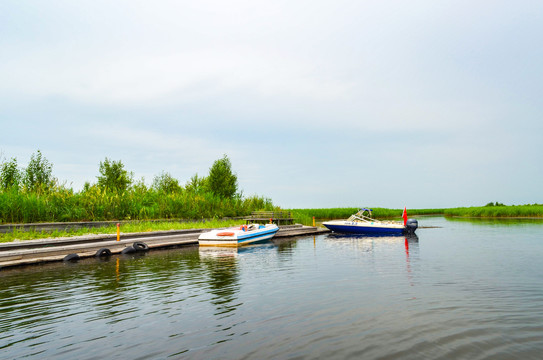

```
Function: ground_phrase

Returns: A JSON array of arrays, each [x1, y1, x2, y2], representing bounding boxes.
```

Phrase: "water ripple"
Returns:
[[2, 224, 543, 359]]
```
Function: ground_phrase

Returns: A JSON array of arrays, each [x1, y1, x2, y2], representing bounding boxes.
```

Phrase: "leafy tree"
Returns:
[[97, 158, 133, 192], [207, 155, 238, 198], [152, 171, 181, 193], [23, 150, 54, 192], [133, 177, 148, 193], [0, 157, 21, 190], [185, 173, 207, 194]]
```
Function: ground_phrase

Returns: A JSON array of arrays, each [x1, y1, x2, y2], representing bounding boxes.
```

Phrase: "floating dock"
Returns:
[[0, 225, 328, 269]]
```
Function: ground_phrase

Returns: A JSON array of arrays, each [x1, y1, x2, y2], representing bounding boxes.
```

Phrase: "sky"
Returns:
[[1, 0, 542, 209]]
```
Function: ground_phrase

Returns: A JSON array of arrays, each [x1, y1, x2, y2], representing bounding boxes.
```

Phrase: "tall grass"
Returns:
[[0, 186, 276, 224], [444, 205, 543, 218]]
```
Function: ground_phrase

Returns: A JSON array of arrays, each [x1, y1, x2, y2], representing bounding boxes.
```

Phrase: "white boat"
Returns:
[[198, 223, 280, 246], [322, 208, 418, 235]]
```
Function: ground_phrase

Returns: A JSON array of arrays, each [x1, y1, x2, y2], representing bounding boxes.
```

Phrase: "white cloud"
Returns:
[[1, 47, 352, 108], [2, 0, 543, 206]]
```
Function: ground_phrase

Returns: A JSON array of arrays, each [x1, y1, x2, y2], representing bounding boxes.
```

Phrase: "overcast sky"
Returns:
[[1, 0, 542, 209]]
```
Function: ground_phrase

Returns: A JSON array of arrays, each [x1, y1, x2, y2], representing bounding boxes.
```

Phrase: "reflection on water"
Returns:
[[200, 249, 240, 316], [2, 218, 543, 359]]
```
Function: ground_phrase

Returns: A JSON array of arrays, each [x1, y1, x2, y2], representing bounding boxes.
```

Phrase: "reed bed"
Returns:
[[0, 186, 275, 224], [444, 205, 543, 218]]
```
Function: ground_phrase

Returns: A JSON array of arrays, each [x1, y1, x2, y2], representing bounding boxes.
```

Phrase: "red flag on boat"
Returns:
[[402, 207, 408, 226]]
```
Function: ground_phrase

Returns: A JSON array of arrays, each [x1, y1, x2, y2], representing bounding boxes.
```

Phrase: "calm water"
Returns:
[[2, 217, 543, 359]]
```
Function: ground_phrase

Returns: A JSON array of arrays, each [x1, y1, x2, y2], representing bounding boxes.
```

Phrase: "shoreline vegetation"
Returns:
[[0, 151, 275, 242], [2, 204, 543, 243], [0, 151, 275, 224], [1, 151, 542, 242]]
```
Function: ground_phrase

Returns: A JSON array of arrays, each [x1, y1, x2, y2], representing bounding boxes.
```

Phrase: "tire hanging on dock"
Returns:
[[95, 248, 112, 257], [63, 253, 80, 262], [132, 242, 149, 252], [121, 246, 136, 254]]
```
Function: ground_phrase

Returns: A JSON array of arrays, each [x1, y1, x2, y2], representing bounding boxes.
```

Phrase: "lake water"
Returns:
[[1, 217, 543, 359]]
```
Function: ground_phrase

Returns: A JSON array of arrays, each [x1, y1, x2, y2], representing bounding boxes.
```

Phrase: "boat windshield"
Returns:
[[346, 208, 403, 225]]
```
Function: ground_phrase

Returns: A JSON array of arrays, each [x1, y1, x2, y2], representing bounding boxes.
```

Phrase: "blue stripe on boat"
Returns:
[[237, 228, 278, 240], [237, 228, 279, 243]]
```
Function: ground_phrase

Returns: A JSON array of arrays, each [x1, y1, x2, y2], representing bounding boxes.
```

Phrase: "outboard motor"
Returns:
[[404, 218, 418, 234]]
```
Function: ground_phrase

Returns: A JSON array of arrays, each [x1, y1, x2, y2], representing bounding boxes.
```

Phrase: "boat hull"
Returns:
[[322, 220, 405, 235], [198, 224, 279, 246]]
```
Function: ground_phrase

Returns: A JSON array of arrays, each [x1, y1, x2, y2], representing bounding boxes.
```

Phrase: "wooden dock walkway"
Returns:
[[0, 225, 328, 269]]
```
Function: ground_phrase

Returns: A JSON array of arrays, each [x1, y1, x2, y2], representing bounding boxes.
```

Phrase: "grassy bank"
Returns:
[[0, 219, 243, 243]]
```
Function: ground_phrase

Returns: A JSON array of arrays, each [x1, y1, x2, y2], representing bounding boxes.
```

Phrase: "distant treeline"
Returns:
[[290, 204, 543, 225], [0, 151, 275, 224]]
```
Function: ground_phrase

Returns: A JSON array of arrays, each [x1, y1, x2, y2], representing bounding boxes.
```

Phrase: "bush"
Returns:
[[152, 171, 181, 193], [23, 150, 54, 192], [97, 158, 133, 193], [185, 174, 207, 194], [0, 157, 21, 190], [207, 155, 238, 199]]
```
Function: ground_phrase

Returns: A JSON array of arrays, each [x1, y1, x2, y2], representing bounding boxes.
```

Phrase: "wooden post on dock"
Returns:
[[117, 223, 120, 241], [313, 216, 315, 227]]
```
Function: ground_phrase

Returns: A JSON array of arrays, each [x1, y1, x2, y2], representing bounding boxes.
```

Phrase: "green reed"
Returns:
[[444, 205, 543, 218], [0, 186, 275, 224]]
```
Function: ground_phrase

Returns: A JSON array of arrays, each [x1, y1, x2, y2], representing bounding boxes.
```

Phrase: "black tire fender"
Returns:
[[95, 248, 112, 257], [121, 246, 136, 254], [63, 253, 80, 262], [133, 242, 149, 252]]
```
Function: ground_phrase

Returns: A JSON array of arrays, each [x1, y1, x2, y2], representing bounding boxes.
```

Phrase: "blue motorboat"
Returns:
[[322, 208, 418, 235]]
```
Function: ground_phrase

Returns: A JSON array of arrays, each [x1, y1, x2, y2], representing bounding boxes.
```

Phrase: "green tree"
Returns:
[[132, 177, 148, 197], [207, 155, 238, 198], [97, 158, 133, 192], [152, 171, 181, 193], [0, 157, 21, 190], [185, 174, 207, 194], [23, 150, 54, 192]]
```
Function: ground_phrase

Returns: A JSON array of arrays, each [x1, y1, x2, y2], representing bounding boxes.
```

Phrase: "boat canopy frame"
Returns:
[[347, 208, 402, 225], [347, 208, 375, 222]]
